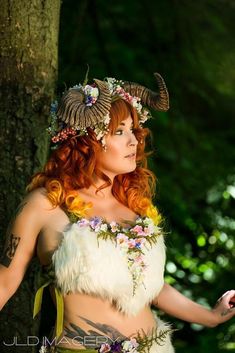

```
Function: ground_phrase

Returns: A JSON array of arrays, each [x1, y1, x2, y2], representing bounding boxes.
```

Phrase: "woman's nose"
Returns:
[[128, 132, 138, 146]]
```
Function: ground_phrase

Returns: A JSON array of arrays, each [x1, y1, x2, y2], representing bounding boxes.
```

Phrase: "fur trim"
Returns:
[[52, 223, 166, 316], [150, 313, 175, 353]]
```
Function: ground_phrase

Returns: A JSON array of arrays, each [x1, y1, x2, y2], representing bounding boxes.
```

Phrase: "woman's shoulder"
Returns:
[[25, 187, 54, 209], [26, 188, 69, 251], [19, 187, 59, 224]]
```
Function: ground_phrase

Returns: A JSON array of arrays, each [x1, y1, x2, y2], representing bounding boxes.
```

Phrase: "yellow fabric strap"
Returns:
[[33, 280, 51, 318], [54, 286, 64, 338], [33, 281, 64, 338]]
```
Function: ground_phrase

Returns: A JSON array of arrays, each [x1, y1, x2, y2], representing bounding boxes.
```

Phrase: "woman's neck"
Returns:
[[79, 180, 114, 202]]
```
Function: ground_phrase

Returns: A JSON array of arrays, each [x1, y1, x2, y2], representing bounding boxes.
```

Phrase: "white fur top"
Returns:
[[52, 222, 166, 316]]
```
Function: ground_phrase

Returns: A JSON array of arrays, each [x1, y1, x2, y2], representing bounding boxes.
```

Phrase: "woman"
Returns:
[[0, 74, 234, 353]]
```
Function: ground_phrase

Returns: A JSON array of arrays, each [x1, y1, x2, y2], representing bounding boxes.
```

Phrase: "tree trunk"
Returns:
[[0, 1, 61, 352]]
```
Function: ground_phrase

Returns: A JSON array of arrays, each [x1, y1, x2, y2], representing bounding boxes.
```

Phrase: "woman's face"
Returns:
[[96, 115, 138, 179]]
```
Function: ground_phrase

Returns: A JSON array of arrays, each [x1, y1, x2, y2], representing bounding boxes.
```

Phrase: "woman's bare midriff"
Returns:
[[56, 292, 157, 349]]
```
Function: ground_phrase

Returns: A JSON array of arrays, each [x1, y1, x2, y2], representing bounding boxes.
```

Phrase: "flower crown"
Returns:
[[47, 73, 169, 147]]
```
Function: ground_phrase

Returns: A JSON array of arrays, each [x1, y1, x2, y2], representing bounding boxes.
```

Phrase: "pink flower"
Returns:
[[143, 226, 152, 236], [128, 239, 136, 248], [135, 254, 144, 264], [115, 86, 122, 93], [99, 343, 111, 353], [116, 233, 129, 245], [110, 221, 119, 233], [130, 338, 139, 348], [131, 225, 146, 236]]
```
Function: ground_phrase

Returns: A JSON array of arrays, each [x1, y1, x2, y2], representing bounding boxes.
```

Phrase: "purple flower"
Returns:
[[110, 341, 123, 353], [77, 218, 90, 227], [85, 95, 93, 106], [135, 237, 146, 248], [90, 216, 102, 229], [134, 241, 142, 249]]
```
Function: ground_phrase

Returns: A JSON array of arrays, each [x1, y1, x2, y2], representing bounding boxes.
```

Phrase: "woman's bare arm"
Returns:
[[0, 189, 51, 310], [152, 282, 235, 327]]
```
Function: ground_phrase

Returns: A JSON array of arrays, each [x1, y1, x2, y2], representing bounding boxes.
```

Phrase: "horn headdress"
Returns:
[[57, 79, 111, 130], [122, 73, 169, 112], [48, 73, 169, 145]]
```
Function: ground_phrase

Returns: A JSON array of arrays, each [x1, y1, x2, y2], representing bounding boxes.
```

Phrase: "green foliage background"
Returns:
[[58, 1, 235, 352]]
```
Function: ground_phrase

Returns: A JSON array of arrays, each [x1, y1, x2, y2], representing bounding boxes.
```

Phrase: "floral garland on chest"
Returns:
[[67, 204, 163, 295]]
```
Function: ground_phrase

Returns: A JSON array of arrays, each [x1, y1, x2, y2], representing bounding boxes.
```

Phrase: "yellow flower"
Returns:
[[66, 192, 93, 218], [146, 204, 162, 225]]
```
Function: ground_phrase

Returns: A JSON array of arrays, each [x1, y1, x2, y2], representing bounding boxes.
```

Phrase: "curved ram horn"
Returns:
[[57, 79, 111, 129], [122, 72, 169, 111]]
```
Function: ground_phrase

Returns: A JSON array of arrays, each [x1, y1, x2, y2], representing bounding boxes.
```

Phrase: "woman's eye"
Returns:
[[115, 130, 123, 135], [114, 128, 134, 135]]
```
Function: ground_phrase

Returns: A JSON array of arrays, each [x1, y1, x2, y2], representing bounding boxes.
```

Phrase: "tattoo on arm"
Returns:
[[64, 316, 127, 348], [0, 201, 27, 267], [0, 234, 21, 267]]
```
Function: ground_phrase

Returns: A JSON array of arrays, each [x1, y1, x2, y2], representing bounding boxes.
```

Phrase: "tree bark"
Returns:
[[0, 1, 61, 352]]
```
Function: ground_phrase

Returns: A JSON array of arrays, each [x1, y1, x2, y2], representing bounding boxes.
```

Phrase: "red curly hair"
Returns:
[[27, 99, 156, 217]]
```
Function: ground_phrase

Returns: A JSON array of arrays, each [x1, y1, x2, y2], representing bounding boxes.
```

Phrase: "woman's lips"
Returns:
[[125, 153, 136, 158]]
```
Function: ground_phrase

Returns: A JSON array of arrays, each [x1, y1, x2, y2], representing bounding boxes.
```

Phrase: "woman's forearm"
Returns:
[[153, 283, 217, 327], [0, 265, 22, 311]]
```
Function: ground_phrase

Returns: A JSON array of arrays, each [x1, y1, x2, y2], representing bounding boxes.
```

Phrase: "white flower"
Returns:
[[100, 223, 108, 232], [135, 217, 142, 225], [122, 338, 139, 353], [84, 85, 96, 95], [131, 98, 139, 108], [90, 87, 99, 97], [100, 135, 106, 147], [95, 129, 105, 141], [105, 77, 116, 92], [116, 233, 129, 252], [72, 84, 82, 90], [103, 114, 111, 125], [110, 221, 119, 232], [143, 217, 154, 227]]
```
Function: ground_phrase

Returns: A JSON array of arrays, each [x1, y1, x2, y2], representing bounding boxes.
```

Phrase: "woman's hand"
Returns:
[[153, 283, 235, 327], [211, 290, 235, 325]]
